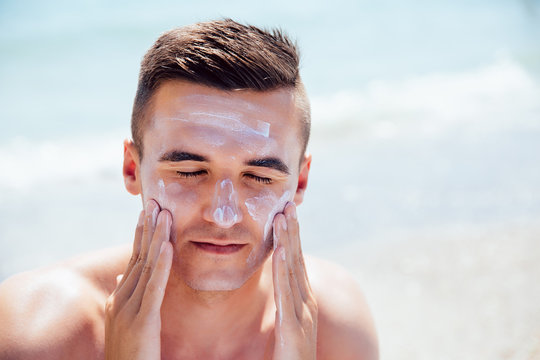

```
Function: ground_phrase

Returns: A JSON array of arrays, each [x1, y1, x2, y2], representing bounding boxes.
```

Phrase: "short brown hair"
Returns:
[[131, 19, 310, 161]]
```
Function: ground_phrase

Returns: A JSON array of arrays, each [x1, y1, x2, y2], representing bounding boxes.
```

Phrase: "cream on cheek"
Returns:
[[143, 175, 198, 243], [244, 189, 293, 263]]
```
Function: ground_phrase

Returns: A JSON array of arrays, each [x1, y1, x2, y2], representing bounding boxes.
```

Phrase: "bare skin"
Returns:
[[0, 82, 378, 360]]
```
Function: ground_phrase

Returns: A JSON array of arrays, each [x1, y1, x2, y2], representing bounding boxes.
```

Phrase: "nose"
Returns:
[[203, 179, 243, 228]]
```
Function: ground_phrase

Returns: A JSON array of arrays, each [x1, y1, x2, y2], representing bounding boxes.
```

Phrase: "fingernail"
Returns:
[[273, 230, 279, 250]]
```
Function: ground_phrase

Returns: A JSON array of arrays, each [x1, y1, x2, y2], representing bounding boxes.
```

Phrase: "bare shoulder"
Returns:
[[305, 256, 379, 360], [0, 246, 130, 360]]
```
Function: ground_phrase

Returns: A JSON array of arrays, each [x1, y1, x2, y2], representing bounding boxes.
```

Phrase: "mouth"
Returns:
[[191, 241, 247, 254]]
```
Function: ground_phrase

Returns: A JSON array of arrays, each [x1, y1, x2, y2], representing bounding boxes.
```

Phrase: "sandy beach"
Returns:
[[332, 221, 540, 360]]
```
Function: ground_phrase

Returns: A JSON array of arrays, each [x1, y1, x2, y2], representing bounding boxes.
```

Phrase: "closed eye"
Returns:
[[244, 173, 272, 184], [176, 170, 207, 178]]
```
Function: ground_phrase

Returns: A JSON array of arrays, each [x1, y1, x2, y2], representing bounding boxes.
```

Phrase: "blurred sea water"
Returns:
[[1, 1, 540, 358]]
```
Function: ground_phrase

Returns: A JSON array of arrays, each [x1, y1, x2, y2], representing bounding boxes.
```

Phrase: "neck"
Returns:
[[160, 258, 275, 359]]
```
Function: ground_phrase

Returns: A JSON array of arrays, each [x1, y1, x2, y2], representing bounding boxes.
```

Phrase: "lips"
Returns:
[[191, 241, 246, 254]]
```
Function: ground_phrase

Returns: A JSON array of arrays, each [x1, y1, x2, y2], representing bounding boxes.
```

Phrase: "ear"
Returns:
[[123, 139, 142, 195], [293, 153, 312, 206]]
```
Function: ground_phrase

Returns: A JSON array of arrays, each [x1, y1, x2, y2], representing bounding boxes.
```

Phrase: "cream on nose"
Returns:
[[210, 179, 243, 228]]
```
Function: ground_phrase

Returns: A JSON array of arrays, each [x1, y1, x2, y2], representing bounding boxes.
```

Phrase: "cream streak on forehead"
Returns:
[[156, 111, 270, 138], [153, 94, 278, 138]]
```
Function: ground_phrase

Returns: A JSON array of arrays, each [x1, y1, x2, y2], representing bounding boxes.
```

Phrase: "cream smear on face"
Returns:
[[253, 192, 291, 345], [152, 177, 197, 243], [150, 90, 296, 164], [244, 190, 292, 263], [184, 111, 270, 137], [157, 93, 271, 140], [144, 89, 297, 262], [210, 179, 243, 228], [150, 93, 280, 157], [184, 94, 271, 138]]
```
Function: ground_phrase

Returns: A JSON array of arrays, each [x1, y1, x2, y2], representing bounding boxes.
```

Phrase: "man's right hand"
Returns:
[[105, 200, 173, 360]]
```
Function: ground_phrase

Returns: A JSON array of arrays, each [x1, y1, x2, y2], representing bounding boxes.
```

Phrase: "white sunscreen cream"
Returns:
[[244, 190, 292, 263], [211, 179, 242, 228], [187, 111, 270, 137]]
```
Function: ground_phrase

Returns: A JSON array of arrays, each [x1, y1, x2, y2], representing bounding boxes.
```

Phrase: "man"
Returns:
[[0, 19, 378, 359]]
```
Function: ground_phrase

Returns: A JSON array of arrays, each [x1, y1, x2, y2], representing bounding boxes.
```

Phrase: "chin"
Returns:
[[173, 249, 272, 292], [185, 276, 248, 292], [170, 230, 274, 292], [177, 264, 260, 291]]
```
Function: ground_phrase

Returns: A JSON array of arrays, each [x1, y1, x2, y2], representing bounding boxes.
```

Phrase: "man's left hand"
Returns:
[[272, 202, 318, 360]]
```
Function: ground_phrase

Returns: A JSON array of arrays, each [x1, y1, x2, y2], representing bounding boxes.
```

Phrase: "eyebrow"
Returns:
[[158, 151, 290, 175], [245, 157, 290, 175], [159, 151, 207, 162]]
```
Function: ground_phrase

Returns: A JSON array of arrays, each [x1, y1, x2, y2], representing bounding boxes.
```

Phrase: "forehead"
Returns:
[[149, 81, 298, 125], [143, 81, 301, 158]]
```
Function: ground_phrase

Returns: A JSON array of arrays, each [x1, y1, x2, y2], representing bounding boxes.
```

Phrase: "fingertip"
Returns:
[[284, 201, 297, 220], [145, 199, 161, 225], [273, 211, 285, 223], [274, 213, 287, 231], [157, 209, 173, 228], [166, 210, 172, 227], [272, 246, 286, 264]]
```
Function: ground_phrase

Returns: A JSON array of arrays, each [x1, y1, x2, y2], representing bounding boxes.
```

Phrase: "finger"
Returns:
[[139, 199, 160, 263], [274, 214, 302, 318], [284, 202, 301, 257], [115, 211, 144, 290], [111, 211, 146, 307], [272, 242, 295, 329], [130, 209, 172, 312], [276, 211, 304, 315], [284, 202, 312, 301], [113, 201, 161, 305], [139, 240, 173, 317]]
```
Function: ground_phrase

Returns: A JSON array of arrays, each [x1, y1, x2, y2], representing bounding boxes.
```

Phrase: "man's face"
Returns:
[[130, 81, 308, 291]]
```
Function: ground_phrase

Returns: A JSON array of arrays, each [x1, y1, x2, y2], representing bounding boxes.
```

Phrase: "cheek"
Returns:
[[146, 178, 199, 236], [160, 181, 198, 215], [244, 189, 293, 242]]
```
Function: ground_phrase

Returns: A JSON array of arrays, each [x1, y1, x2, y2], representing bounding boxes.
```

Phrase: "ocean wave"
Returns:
[[311, 58, 540, 139], [0, 133, 126, 191]]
